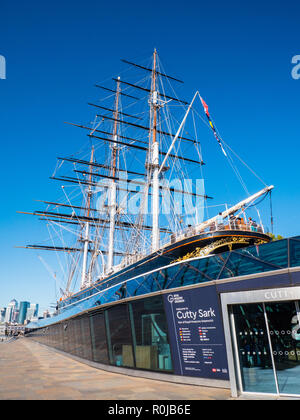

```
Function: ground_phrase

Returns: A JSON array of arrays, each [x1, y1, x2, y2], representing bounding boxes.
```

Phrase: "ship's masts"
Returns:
[[151, 49, 160, 253], [81, 147, 94, 289], [107, 77, 120, 273]]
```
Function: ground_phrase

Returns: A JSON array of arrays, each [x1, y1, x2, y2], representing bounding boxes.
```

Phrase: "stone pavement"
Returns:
[[0, 338, 232, 400]]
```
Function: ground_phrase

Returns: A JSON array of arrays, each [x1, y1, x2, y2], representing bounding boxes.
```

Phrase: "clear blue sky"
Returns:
[[0, 0, 299, 313]]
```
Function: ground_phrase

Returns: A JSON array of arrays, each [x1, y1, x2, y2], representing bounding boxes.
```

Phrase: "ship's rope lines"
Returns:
[[116, 64, 189, 249], [210, 126, 263, 217], [169, 104, 206, 228], [134, 172, 153, 255], [45, 218, 87, 292], [157, 65, 201, 159], [66, 251, 81, 295], [36, 252, 67, 299], [157, 54, 202, 206], [186, 104, 269, 223], [124, 183, 150, 255], [45, 218, 82, 295], [120, 190, 153, 257], [71, 165, 109, 279], [94, 52, 153, 94], [125, 200, 153, 255], [117, 148, 136, 255], [116, 112, 152, 257], [45, 221, 68, 285], [47, 219, 80, 287], [148, 94, 183, 238], [191, 105, 267, 188], [191, 108, 207, 224], [219, 137, 268, 187], [157, 91, 193, 231], [44, 216, 72, 269], [164, 141, 199, 231], [156, 55, 186, 113]]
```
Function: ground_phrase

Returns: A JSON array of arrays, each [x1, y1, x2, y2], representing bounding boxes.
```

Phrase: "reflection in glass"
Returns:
[[106, 304, 134, 368], [265, 301, 300, 395], [90, 311, 109, 364], [129, 295, 173, 372], [233, 303, 277, 394]]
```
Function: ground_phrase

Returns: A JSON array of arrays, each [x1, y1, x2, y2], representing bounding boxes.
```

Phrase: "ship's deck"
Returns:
[[57, 223, 270, 310]]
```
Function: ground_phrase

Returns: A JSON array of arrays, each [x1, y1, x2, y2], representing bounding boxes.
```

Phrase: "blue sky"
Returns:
[[0, 0, 299, 312]]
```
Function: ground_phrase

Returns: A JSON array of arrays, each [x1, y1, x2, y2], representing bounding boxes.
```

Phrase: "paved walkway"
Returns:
[[0, 338, 232, 400]]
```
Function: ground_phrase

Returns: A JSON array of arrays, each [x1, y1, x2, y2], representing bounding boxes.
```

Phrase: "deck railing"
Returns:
[[119, 221, 266, 269]]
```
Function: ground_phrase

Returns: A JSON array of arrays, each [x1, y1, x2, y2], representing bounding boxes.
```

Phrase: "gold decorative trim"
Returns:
[[172, 236, 268, 263]]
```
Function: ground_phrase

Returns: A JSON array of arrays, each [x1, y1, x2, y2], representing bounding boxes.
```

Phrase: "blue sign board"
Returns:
[[163, 285, 229, 380]]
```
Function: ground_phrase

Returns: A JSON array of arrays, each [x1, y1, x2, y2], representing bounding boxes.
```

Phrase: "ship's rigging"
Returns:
[[17, 49, 274, 301]]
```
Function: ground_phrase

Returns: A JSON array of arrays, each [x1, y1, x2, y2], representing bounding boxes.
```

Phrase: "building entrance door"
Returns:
[[265, 301, 300, 395], [232, 300, 300, 396]]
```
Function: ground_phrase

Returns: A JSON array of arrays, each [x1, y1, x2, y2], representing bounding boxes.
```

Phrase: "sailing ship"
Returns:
[[19, 50, 274, 322]]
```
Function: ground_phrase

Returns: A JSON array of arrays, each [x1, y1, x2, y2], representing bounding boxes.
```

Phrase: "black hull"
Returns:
[[59, 229, 270, 309]]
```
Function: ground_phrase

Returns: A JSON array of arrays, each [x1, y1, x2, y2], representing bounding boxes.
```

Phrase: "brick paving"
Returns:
[[0, 338, 232, 400]]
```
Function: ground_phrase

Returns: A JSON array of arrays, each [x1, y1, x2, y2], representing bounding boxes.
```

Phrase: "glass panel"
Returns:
[[289, 239, 300, 268], [239, 239, 288, 269], [129, 295, 173, 372], [74, 318, 83, 357], [106, 304, 134, 368], [63, 322, 69, 353], [233, 303, 277, 394], [80, 316, 92, 361], [68, 319, 76, 355], [193, 255, 224, 282], [89, 311, 109, 364], [265, 301, 300, 395]]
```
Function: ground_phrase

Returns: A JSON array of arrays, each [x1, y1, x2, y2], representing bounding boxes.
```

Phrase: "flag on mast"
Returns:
[[200, 97, 227, 157]]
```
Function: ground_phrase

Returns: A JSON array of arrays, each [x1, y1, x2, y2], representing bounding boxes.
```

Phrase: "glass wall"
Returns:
[[232, 303, 277, 394], [27, 295, 173, 374], [232, 299, 300, 396], [265, 301, 300, 395], [89, 311, 109, 364], [129, 295, 173, 372], [105, 304, 135, 368]]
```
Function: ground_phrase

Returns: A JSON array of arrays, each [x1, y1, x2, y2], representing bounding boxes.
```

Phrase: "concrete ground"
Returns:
[[0, 338, 232, 400]]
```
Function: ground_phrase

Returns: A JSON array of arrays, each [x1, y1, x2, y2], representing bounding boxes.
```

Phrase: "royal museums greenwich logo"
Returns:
[[292, 55, 300, 80], [0, 55, 6, 79]]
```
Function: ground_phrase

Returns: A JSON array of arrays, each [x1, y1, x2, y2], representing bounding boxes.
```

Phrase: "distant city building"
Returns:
[[12, 310, 19, 323], [26, 303, 39, 321], [4, 299, 18, 323], [0, 324, 6, 336], [43, 310, 50, 319], [1, 300, 43, 325], [0, 308, 6, 323], [18, 302, 30, 325]]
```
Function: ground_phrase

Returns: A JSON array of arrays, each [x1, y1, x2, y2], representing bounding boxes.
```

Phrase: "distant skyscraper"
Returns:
[[26, 303, 39, 321], [0, 308, 6, 323], [18, 302, 30, 324], [5, 299, 18, 323], [13, 310, 19, 323]]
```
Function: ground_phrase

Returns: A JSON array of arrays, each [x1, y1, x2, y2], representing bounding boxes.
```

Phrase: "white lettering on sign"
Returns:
[[198, 308, 215, 318], [0, 55, 6, 80], [292, 55, 300, 80], [176, 307, 216, 320], [264, 289, 296, 301]]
